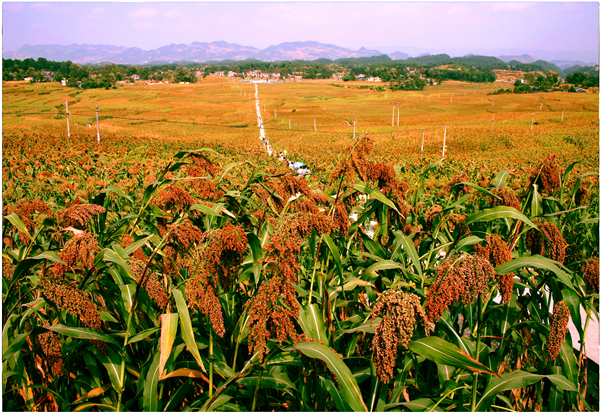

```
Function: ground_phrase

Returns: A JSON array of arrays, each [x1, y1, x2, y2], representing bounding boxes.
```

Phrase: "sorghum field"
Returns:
[[2, 77, 599, 411]]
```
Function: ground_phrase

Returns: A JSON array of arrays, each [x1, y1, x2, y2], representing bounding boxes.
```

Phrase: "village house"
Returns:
[[227, 71, 236, 77], [211, 71, 225, 77], [23, 77, 33, 82], [195, 71, 204, 76], [331, 74, 343, 81], [131, 74, 141, 81]]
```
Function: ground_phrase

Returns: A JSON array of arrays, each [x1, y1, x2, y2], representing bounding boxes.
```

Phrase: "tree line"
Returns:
[[3, 54, 597, 92]]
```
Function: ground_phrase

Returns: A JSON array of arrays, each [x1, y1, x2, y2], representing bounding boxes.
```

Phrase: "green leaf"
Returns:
[[466, 206, 537, 228], [173, 147, 221, 159], [101, 185, 133, 203], [98, 347, 124, 392], [13, 251, 66, 282], [291, 341, 367, 412], [531, 184, 542, 218], [459, 181, 501, 200], [143, 353, 161, 412], [408, 337, 497, 376], [495, 255, 575, 290], [365, 260, 403, 276], [238, 374, 296, 391], [3, 333, 30, 361], [302, 304, 329, 345], [189, 203, 222, 216], [474, 370, 575, 411], [5, 213, 32, 240], [46, 324, 118, 346], [328, 277, 375, 300], [128, 327, 160, 344], [172, 289, 206, 373], [393, 231, 423, 279], [159, 313, 178, 377], [122, 234, 153, 257], [354, 182, 401, 215], [119, 284, 136, 313], [103, 249, 135, 280], [323, 234, 343, 278], [389, 398, 441, 411], [322, 376, 352, 411], [492, 170, 511, 188]]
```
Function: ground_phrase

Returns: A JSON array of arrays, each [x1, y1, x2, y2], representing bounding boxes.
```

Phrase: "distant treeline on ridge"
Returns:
[[3, 54, 598, 91]]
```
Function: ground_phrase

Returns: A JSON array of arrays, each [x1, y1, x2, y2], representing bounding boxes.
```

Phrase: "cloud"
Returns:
[[134, 20, 155, 29], [492, 3, 531, 12], [85, 7, 104, 19], [447, 5, 472, 15], [130, 7, 158, 18], [165, 9, 185, 18], [31, 3, 54, 10], [4, 3, 23, 12]]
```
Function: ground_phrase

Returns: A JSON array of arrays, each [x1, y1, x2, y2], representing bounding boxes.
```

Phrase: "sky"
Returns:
[[2, 2, 599, 62]]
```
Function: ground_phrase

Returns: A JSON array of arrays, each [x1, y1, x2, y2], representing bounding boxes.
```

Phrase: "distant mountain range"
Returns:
[[3, 41, 597, 70]]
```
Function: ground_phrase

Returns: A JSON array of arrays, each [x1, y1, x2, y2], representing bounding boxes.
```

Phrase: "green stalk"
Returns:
[[471, 296, 483, 412], [232, 337, 241, 372], [578, 297, 593, 366], [123, 311, 134, 346], [251, 368, 263, 412], [308, 235, 323, 305], [209, 327, 214, 398]]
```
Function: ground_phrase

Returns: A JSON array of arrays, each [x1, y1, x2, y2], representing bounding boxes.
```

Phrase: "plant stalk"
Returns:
[[209, 327, 214, 398], [251, 368, 263, 412], [471, 296, 483, 412]]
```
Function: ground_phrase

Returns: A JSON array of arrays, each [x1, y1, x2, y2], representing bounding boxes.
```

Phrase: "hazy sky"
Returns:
[[3, 2, 599, 60]]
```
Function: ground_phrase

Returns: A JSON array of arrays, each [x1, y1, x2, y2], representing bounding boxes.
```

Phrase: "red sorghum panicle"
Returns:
[[152, 183, 195, 211], [192, 179, 224, 201], [144, 273, 168, 310], [547, 301, 570, 361], [424, 205, 443, 232], [489, 187, 521, 211], [168, 220, 203, 251], [58, 232, 99, 271], [188, 153, 219, 176], [121, 234, 146, 262], [446, 213, 468, 234], [581, 257, 599, 294], [3, 198, 53, 235], [443, 173, 471, 196], [3, 257, 14, 280], [39, 277, 102, 331], [332, 200, 350, 236], [202, 223, 247, 290], [59, 200, 105, 229], [163, 244, 178, 275], [526, 221, 567, 263], [245, 213, 333, 361], [38, 326, 64, 376], [246, 276, 299, 362], [529, 154, 560, 194], [187, 268, 226, 337], [425, 253, 496, 322], [263, 213, 333, 284], [371, 290, 431, 383], [367, 162, 408, 198], [475, 234, 514, 303]]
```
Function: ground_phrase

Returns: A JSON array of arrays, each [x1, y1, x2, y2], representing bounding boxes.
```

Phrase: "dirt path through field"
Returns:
[[254, 83, 273, 156]]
